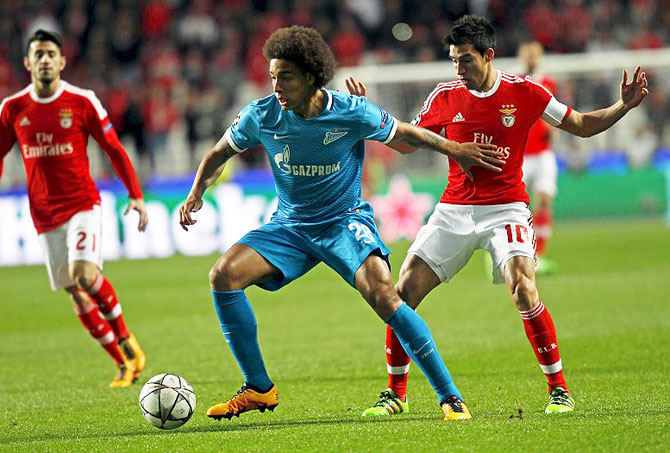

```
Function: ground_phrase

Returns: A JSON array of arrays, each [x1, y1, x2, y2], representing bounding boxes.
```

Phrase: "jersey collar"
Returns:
[[322, 88, 333, 110], [29, 80, 66, 103], [468, 70, 501, 98]]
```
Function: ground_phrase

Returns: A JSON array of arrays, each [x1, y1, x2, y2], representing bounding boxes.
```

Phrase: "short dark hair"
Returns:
[[26, 29, 63, 55], [262, 26, 336, 87], [443, 15, 496, 56]]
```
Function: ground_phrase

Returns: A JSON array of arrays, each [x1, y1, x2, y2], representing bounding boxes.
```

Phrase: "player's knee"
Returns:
[[511, 275, 538, 310], [209, 258, 245, 291], [70, 266, 98, 289], [359, 279, 400, 318]]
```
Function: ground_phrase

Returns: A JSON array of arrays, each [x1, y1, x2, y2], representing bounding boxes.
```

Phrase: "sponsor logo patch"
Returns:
[[380, 109, 389, 129], [323, 128, 348, 145]]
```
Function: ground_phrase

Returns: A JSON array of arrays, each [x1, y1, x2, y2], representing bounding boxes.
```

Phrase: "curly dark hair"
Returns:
[[443, 15, 496, 56], [262, 26, 336, 87]]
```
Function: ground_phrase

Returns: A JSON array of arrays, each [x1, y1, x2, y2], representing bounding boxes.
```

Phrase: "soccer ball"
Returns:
[[139, 373, 196, 430]]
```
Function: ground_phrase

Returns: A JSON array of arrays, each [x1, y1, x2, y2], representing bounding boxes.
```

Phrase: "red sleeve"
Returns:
[[85, 97, 143, 199], [0, 101, 17, 179], [411, 85, 448, 134], [526, 79, 554, 121]]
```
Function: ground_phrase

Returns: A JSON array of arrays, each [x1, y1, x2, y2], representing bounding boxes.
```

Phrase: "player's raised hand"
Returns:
[[621, 66, 648, 110], [125, 198, 148, 232], [179, 195, 204, 231], [345, 76, 367, 97], [452, 142, 506, 181]]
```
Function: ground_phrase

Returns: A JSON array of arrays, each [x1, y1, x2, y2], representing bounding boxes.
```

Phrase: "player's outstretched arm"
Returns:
[[345, 76, 418, 155], [390, 121, 506, 180], [179, 136, 237, 231], [558, 66, 648, 138]]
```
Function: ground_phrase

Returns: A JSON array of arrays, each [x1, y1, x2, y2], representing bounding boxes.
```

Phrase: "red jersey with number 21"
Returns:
[[413, 71, 570, 205], [0, 81, 142, 233]]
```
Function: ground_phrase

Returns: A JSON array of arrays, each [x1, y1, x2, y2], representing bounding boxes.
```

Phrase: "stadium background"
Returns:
[[1, 0, 669, 265], [2, 2, 670, 450]]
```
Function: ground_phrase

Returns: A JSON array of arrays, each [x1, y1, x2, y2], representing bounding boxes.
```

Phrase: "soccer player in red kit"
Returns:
[[356, 15, 648, 416], [518, 41, 559, 274], [0, 30, 148, 388]]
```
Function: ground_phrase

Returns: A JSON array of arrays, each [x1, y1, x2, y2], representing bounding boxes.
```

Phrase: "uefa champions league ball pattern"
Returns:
[[139, 373, 196, 430]]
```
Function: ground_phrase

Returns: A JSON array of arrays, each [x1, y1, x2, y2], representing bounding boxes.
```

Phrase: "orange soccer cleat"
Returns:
[[441, 396, 472, 421], [109, 363, 137, 388], [207, 384, 278, 420], [118, 333, 146, 380]]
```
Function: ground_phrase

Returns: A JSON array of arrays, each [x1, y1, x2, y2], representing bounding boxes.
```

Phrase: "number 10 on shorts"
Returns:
[[505, 224, 528, 243]]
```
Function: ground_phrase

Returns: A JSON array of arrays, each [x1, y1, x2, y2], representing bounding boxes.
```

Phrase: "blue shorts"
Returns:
[[237, 206, 391, 291]]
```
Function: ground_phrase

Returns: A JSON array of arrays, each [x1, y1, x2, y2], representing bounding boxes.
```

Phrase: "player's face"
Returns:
[[24, 41, 66, 84], [269, 59, 315, 111], [449, 44, 490, 90], [518, 42, 542, 74]]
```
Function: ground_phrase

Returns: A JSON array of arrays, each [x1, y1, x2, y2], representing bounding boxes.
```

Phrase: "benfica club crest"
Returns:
[[58, 109, 73, 129], [499, 104, 517, 127]]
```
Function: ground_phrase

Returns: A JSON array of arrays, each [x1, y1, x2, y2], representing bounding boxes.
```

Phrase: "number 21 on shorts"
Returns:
[[75, 231, 97, 252], [505, 224, 528, 243]]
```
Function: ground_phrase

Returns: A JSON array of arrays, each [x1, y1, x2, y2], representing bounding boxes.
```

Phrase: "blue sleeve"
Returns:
[[224, 102, 261, 152], [357, 97, 398, 144]]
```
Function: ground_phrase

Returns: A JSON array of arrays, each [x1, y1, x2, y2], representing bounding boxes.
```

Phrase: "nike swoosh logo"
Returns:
[[274, 133, 291, 140], [412, 340, 431, 355]]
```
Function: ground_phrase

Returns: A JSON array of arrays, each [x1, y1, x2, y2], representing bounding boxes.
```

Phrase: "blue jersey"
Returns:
[[224, 89, 397, 223]]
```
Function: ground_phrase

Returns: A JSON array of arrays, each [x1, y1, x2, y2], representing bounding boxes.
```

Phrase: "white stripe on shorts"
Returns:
[[539, 359, 562, 375], [387, 364, 410, 375]]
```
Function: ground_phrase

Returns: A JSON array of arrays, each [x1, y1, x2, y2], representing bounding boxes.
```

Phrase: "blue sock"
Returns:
[[385, 302, 462, 403], [211, 289, 273, 392]]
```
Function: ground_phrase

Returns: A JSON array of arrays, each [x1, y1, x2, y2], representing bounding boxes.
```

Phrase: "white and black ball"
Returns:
[[139, 373, 196, 430]]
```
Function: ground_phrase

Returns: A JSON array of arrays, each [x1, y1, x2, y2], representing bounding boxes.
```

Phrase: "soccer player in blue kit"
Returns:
[[178, 26, 505, 421]]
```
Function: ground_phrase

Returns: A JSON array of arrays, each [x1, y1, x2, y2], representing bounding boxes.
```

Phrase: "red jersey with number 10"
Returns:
[[0, 81, 142, 233], [413, 71, 570, 205]]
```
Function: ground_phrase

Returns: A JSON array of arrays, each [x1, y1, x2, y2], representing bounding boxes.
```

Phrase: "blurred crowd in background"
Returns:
[[1, 0, 669, 185]]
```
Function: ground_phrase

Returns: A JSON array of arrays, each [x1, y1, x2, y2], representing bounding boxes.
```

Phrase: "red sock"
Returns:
[[533, 207, 552, 256], [386, 324, 410, 399], [74, 300, 124, 365], [519, 301, 568, 393], [85, 274, 130, 340]]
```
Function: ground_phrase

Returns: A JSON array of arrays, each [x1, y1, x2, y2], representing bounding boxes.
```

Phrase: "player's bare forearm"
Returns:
[[391, 122, 457, 156], [390, 121, 505, 180], [387, 141, 418, 155], [559, 101, 628, 138], [189, 137, 236, 198], [180, 136, 236, 231]]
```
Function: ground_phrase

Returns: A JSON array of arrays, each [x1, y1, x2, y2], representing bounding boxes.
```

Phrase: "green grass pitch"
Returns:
[[2, 219, 669, 451]]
